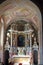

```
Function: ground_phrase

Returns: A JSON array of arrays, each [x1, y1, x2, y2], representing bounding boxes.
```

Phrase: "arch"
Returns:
[[0, 0, 42, 29], [6, 19, 38, 31], [0, 0, 42, 64]]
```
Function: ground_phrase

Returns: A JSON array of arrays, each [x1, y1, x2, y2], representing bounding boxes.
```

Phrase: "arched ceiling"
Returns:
[[0, 0, 42, 30]]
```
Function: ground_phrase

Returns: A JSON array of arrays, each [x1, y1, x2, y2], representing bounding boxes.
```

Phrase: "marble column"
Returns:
[[38, 30, 40, 64], [0, 18, 4, 62], [38, 28, 43, 64], [11, 27, 12, 47], [25, 33, 27, 46], [30, 33, 32, 50], [38, 18, 43, 64], [25, 24, 28, 46], [15, 33, 17, 47]]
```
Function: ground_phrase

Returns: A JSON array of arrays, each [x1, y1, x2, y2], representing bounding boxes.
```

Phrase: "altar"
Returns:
[[9, 55, 31, 65], [4, 21, 38, 65]]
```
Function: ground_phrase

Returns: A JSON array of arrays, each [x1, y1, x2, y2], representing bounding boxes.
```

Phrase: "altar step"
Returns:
[[14, 63, 33, 65]]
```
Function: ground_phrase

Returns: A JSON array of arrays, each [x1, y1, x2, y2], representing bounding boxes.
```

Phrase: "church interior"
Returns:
[[0, 0, 43, 65]]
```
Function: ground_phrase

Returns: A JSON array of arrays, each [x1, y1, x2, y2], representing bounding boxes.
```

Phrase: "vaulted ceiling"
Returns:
[[0, 0, 43, 20], [0, 0, 43, 30], [0, 0, 43, 13]]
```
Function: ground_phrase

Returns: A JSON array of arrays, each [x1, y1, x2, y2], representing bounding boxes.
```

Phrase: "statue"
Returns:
[[5, 37, 10, 51], [33, 37, 38, 50]]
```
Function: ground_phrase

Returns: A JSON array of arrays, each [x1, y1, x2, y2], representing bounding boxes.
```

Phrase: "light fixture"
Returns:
[[7, 32, 10, 37], [32, 33, 34, 37]]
